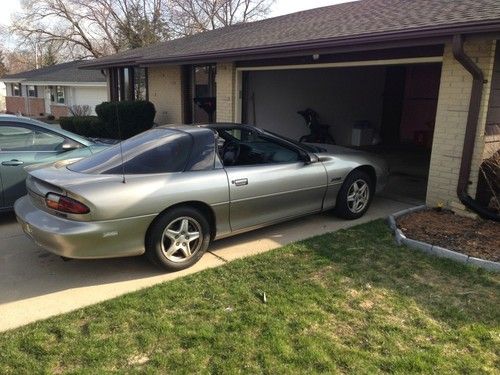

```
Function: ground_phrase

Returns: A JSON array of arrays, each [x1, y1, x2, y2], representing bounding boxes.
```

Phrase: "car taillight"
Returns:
[[45, 193, 90, 214]]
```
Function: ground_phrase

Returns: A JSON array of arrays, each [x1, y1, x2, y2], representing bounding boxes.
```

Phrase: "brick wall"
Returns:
[[6, 96, 45, 117], [148, 65, 183, 124], [426, 37, 497, 214], [50, 105, 69, 119], [216, 62, 236, 122]]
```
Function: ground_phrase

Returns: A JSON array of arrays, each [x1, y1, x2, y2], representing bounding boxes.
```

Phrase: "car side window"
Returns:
[[218, 128, 301, 166], [0, 124, 65, 152]]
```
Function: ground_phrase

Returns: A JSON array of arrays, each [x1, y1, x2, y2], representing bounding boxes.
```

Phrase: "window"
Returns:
[[216, 128, 301, 166], [134, 67, 147, 100], [50, 86, 65, 103], [109, 67, 148, 101], [193, 64, 216, 123], [27, 85, 37, 97], [11, 83, 21, 96], [69, 128, 192, 174], [55, 86, 65, 103], [0, 125, 65, 152]]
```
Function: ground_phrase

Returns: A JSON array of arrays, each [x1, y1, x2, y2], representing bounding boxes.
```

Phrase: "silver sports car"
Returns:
[[15, 124, 388, 271]]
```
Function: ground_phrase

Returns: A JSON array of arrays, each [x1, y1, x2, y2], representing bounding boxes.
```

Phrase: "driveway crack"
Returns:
[[207, 251, 229, 263]]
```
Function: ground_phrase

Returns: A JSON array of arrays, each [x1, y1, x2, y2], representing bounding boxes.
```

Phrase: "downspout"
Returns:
[[452, 34, 500, 221]]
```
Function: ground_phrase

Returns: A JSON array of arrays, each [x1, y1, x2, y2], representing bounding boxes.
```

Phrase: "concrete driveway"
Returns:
[[0, 197, 413, 332]]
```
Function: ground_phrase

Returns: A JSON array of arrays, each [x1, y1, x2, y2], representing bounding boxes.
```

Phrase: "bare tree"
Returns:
[[10, 0, 171, 58], [8, 0, 274, 61], [170, 0, 275, 37], [0, 50, 8, 78]]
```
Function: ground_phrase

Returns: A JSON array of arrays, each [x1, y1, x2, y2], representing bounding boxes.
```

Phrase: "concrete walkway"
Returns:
[[0, 197, 413, 332]]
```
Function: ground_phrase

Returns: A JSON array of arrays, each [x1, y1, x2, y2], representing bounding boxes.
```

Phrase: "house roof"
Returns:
[[2, 61, 105, 83], [80, 0, 500, 69]]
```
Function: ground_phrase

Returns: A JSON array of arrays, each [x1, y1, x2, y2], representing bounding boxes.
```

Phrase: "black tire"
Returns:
[[335, 170, 374, 220], [145, 206, 211, 271]]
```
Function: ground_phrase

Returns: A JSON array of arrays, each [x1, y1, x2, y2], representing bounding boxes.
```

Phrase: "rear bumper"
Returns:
[[14, 196, 155, 259]]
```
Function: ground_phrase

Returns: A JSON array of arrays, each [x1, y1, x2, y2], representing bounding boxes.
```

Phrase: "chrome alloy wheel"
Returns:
[[161, 217, 202, 262], [347, 179, 370, 214]]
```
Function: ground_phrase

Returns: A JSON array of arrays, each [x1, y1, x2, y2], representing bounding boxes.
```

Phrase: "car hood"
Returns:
[[307, 143, 368, 157], [309, 143, 388, 171]]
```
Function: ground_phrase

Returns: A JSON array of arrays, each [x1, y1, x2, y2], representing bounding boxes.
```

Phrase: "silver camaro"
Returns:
[[15, 124, 389, 271]]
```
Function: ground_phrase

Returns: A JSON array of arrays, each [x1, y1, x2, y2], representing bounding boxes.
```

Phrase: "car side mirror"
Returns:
[[303, 152, 319, 164], [61, 139, 80, 152]]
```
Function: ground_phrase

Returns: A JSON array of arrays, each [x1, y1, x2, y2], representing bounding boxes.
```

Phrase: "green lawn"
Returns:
[[1, 220, 499, 374]]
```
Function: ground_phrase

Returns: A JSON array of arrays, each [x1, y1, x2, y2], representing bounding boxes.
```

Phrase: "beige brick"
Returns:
[[216, 62, 236, 122], [148, 65, 183, 124], [426, 38, 496, 212]]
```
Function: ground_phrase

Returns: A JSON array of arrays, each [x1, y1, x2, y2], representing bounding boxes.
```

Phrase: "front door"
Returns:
[[226, 162, 327, 231], [192, 64, 217, 123], [218, 127, 327, 231]]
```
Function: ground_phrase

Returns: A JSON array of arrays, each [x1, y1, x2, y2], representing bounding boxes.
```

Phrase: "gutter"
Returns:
[[452, 34, 500, 221]]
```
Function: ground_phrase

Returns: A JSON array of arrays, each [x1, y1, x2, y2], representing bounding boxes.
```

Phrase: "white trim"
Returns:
[[24, 81, 107, 87], [1, 79, 106, 87], [235, 56, 443, 72]]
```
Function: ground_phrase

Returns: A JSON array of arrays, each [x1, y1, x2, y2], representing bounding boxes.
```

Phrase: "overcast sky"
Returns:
[[0, 0, 354, 26]]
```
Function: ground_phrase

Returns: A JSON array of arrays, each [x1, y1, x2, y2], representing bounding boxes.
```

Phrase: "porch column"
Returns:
[[426, 37, 496, 215], [216, 62, 236, 122], [148, 65, 183, 124]]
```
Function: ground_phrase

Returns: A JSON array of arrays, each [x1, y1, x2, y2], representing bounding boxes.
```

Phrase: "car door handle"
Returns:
[[1, 160, 24, 166], [232, 178, 248, 186]]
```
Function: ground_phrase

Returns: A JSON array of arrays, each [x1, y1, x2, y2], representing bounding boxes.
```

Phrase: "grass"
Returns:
[[0, 220, 499, 374]]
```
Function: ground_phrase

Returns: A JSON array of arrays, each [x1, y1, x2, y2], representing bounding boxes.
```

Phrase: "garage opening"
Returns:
[[240, 61, 442, 204]]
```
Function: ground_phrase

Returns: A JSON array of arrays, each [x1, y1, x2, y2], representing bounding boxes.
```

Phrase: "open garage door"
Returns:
[[238, 59, 442, 204]]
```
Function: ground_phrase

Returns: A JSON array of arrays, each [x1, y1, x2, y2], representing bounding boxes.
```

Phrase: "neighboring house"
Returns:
[[80, 0, 500, 217], [0, 82, 5, 112], [1, 61, 107, 118]]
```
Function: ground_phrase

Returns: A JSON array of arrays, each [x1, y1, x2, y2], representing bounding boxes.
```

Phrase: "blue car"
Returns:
[[0, 115, 109, 211]]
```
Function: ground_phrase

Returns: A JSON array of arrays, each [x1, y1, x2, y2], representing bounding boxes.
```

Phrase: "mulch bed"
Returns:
[[397, 209, 500, 262]]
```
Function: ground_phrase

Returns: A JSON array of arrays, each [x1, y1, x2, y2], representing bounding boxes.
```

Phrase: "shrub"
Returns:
[[477, 149, 500, 213], [69, 105, 91, 117], [59, 116, 108, 138], [95, 101, 156, 139]]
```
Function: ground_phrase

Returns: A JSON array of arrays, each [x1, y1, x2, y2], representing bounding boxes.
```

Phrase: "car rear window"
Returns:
[[68, 129, 192, 174]]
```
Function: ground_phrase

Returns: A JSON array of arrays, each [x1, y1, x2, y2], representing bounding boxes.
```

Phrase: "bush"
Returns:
[[95, 101, 156, 139], [59, 116, 108, 138], [69, 105, 91, 117], [477, 149, 500, 213]]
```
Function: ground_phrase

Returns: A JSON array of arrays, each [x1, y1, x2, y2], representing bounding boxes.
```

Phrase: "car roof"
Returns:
[[0, 114, 92, 146]]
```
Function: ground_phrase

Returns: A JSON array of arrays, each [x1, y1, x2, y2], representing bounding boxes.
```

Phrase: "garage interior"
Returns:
[[239, 62, 443, 204]]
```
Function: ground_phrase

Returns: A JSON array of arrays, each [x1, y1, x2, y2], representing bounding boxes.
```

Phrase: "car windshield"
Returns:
[[262, 129, 326, 153], [68, 129, 192, 174]]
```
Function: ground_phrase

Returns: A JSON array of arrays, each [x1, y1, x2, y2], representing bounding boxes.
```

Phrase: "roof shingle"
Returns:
[[83, 0, 500, 67], [3, 60, 105, 82]]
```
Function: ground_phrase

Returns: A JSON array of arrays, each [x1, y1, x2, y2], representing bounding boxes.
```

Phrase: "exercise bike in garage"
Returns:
[[297, 108, 335, 144]]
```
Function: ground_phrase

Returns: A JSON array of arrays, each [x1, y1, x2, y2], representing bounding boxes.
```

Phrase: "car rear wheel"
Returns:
[[146, 207, 211, 271], [335, 170, 373, 220]]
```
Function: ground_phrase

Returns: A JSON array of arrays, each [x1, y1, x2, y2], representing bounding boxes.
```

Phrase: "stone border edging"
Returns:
[[388, 205, 500, 273]]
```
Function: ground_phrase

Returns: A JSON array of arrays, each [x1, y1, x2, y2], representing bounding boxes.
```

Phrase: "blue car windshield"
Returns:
[[68, 129, 192, 174]]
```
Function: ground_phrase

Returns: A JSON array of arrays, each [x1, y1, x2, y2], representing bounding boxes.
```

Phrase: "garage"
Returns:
[[236, 59, 443, 204]]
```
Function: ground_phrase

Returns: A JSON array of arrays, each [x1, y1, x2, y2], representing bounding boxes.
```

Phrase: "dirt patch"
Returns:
[[397, 209, 500, 262]]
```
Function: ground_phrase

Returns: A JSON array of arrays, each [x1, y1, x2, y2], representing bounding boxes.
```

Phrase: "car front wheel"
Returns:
[[146, 207, 211, 271], [335, 170, 373, 220]]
